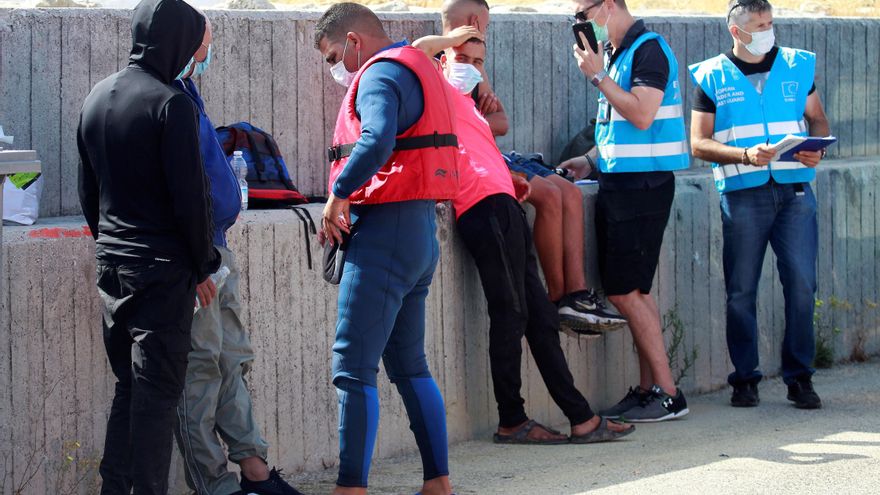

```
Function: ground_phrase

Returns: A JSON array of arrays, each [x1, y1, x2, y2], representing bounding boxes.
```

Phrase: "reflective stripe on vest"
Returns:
[[595, 32, 690, 173], [689, 47, 816, 194]]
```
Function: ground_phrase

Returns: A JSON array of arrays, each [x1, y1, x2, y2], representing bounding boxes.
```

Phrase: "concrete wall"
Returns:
[[1, 161, 878, 494], [1, 7, 879, 493], [1, 9, 878, 216]]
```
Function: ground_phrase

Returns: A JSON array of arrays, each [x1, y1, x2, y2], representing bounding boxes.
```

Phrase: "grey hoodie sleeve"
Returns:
[[161, 93, 220, 281]]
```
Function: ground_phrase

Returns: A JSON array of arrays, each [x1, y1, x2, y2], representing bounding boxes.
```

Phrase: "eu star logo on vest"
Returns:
[[782, 81, 799, 101]]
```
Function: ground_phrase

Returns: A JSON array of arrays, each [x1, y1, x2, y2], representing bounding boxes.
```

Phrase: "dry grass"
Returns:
[[277, 0, 880, 18]]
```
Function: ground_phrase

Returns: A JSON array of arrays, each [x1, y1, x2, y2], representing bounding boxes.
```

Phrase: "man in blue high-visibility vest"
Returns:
[[690, 0, 830, 409], [566, 0, 691, 423]]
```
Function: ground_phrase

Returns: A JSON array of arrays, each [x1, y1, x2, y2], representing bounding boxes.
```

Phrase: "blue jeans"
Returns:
[[721, 180, 817, 386]]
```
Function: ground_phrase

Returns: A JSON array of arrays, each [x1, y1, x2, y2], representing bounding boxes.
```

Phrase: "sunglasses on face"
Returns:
[[573, 0, 604, 23]]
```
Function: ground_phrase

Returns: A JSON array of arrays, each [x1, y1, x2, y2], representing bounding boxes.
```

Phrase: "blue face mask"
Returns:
[[176, 57, 194, 81], [192, 44, 212, 77], [176, 43, 212, 80]]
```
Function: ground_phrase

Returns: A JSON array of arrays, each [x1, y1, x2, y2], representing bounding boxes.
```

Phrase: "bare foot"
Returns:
[[498, 420, 567, 442], [571, 415, 633, 437], [421, 475, 453, 495], [333, 487, 367, 495]]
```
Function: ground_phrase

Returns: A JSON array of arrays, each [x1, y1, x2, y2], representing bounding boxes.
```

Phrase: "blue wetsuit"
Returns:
[[332, 41, 449, 488]]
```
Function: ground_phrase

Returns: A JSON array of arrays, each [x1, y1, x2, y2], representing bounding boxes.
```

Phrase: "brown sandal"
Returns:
[[493, 419, 569, 445], [570, 418, 635, 444]]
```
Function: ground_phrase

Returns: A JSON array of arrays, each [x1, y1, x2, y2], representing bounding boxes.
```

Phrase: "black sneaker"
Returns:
[[731, 382, 760, 407], [787, 377, 822, 409], [240, 468, 304, 495], [558, 289, 627, 335], [598, 386, 647, 419], [621, 385, 689, 423]]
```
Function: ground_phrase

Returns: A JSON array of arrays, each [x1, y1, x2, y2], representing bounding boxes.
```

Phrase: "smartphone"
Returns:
[[572, 22, 599, 53]]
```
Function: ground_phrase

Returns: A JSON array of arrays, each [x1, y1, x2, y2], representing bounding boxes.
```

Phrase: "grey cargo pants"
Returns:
[[174, 246, 269, 495]]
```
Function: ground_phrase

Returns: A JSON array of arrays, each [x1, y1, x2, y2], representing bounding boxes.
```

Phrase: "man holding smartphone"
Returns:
[[568, 0, 690, 423], [689, 0, 830, 410], [443, 0, 626, 335]]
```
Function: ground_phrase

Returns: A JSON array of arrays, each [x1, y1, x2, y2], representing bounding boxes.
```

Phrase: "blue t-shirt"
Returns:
[[332, 41, 426, 199], [176, 79, 241, 247]]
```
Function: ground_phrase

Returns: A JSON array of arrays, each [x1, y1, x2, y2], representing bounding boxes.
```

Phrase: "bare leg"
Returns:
[[638, 353, 653, 392], [239, 456, 269, 482], [609, 290, 676, 395], [547, 174, 588, 294], [527, 177, 565, 301]]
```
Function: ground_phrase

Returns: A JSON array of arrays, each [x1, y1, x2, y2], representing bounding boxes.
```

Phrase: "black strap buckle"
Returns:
[[327, 143, 356, 163], [327, 145, 342, 163]]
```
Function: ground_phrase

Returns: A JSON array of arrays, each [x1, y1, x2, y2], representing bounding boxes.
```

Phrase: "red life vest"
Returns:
[[327, 45, 460, 205], [450, 88, 515, 218]]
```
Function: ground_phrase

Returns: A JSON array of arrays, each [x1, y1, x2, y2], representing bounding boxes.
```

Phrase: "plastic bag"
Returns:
[[3, 174, 42, 225]]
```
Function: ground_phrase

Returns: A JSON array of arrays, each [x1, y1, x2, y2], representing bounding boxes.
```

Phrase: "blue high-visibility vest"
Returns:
[[595, 32, 690, 173], [689, 47, 816, 194]]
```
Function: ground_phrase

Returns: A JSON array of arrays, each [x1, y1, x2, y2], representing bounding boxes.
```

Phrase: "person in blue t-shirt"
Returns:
[[173, 15, 303, 495]]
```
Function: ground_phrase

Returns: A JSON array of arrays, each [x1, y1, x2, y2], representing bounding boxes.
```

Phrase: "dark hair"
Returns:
[[314, 2, 385, 49], [727, 0, 772, 26], [465, 36, 484, 45]]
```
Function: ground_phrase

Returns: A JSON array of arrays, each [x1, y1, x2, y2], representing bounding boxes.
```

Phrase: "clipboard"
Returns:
[[770, 135, 837, 162]]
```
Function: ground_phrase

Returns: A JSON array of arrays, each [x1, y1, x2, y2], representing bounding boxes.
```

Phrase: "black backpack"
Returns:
[[216, 122, 308, 208]]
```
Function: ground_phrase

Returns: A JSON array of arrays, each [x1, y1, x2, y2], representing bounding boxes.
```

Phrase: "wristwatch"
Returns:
[[591, 69, 607, 87]]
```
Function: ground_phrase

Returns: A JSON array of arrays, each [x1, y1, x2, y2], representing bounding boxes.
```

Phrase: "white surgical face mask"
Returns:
[[446, 62, 483, 94], [330, 37, 360, 87], [738, 26, 775, 56]]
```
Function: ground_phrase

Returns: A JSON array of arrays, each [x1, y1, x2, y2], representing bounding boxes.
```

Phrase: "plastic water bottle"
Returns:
[[194, 265, 231, 313], [231, 151, 248, 211]]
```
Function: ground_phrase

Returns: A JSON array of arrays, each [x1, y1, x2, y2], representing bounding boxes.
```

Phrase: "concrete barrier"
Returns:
[[1, 161, 878, 493], [0, 9, 878, 216], [1, 6, 879, 493]]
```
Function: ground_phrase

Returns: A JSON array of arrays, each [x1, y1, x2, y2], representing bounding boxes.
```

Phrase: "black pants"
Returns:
[[457, 194, 595, 428], [96, 260, 196, 495]]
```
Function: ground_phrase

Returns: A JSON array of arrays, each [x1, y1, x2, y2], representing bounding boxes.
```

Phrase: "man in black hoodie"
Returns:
[[77, 1, 221, 493]]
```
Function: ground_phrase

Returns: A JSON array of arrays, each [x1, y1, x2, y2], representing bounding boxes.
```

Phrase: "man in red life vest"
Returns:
[[315, 3, 459, 494], [412, 32, 635, 445]]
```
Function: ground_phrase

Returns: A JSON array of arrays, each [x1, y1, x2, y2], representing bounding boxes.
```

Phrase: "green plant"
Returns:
[[813, 297, 833, 368], [813, 297, 845, 369], [48, 440, 101, 495], [0, 378, 100, 495], [662, 308, 698, 386]]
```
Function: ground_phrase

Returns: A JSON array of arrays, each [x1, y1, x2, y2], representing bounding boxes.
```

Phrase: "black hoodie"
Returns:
[[77, 0, 220, 282]]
